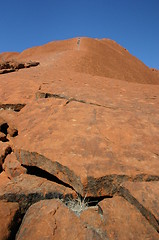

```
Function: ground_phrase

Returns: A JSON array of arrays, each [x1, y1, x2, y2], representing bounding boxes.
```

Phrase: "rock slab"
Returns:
[[0, 200, 20, 240]]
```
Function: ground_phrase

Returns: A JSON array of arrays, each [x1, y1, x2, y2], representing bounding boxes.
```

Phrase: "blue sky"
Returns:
[[0, 0, 158, 69]]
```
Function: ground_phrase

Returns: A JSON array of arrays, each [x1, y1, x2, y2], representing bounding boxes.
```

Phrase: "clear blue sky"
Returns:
[[0, 0, 158, 69]]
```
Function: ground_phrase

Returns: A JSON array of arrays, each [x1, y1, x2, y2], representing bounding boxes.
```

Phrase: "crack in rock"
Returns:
[[86, 174, 159, 197], [7, 208, 23, 240], [35, 91, 117, 110], [15, 149, 159, 198], [52, 206, 59, 237], [15, 149, 83, 194], [0, 104, 26, 112], [0, 174, 76, 215], [0, 192, 63, 214], [0, 61, 40, 74], [119, 186, 159, 233], [22, 164, 75, 190]]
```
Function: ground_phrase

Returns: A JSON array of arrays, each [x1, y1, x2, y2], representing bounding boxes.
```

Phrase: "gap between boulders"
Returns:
[[20, 164, 113, 215], [8, 208, 23, 240]]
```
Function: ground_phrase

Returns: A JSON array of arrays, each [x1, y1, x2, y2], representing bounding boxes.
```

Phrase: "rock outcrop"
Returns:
[[0, 37, 159, 239], [0, 59, 39, 74]]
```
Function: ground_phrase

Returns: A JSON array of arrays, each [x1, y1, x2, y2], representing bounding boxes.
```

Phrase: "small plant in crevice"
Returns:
[[64, 194, 88, 216], [62, 194, 101, 216]]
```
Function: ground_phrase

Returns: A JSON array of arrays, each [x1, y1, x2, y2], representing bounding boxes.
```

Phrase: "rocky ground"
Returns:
[[0, 37, 159, 239]]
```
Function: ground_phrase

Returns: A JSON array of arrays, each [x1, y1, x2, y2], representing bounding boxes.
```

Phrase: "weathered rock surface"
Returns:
[[0, 171, 76, 213], [0, 200, 20, 240], [0, 142, 12, 171], [16, 197, 159, 240], [98, 196, 159, 239], [16, 199, 103, 240], [0, 171, 11, 187], [80, 196, 159, 239], [120, 181, 159, 232], [0, 115, 18, 144], [3, 152, 27, 179], [0, 37, 159, 238], [13, 94, 159, 196]]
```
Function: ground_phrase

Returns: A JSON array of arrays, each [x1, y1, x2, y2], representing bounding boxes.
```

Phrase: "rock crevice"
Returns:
[[119, 185, 159, 232], [35, 91, 117, 110]]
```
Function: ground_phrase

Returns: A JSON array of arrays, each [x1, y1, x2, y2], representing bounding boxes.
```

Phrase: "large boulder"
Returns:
[[16, 199, 103, 240]]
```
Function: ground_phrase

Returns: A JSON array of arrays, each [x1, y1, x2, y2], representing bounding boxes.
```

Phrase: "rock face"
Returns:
[[0, 37, 159, 239], [120, 181, 159, 232], [0, 200, 20, 240]]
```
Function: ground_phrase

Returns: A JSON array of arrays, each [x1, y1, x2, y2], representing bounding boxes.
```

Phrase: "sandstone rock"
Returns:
[[120, 181, 159, 232], [0, 116, 18, 138], [24, 61, 40, 68], [0, 200, 20, 240], [16, 197, 159, 240], [3, 152, 27, 179], [79, 196, 159, 239], [0, 171, 11, 187], [0, 37, 159, 239], [97, 196, 158, 239], [80, 206, 108, 238], [0, 172, 76, 213], [0, 132, 7, 142], [16, 199, 103, 240], [17, 37, 159, 84], [0, 142, 12, 171], [7, 126, 18, 137], [14, 96, 159, 197]]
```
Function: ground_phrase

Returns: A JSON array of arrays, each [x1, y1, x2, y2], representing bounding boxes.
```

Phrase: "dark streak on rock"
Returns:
[[0, 61, 40, 75], [0, 69, 16, 74], [22, 164, 74, 190], [8, 208, 23, 240], [15, 149, 83, 194], [15, 149, 159, 198], [86, 175, 130, 196], [119, 186, 159, 233], [86, 174, 159, 197], [35, 91, 117, 110], [0, 192, 63, 214], [0, 104, 26, 112]]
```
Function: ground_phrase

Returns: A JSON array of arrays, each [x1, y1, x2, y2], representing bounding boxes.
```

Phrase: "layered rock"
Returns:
[[0, 37, 159, 239]]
